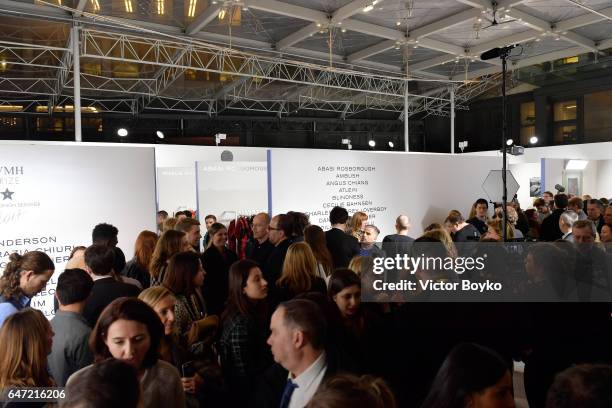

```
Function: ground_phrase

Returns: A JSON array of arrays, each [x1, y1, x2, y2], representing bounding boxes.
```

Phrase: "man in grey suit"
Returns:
[[48, 268, 94, 386]]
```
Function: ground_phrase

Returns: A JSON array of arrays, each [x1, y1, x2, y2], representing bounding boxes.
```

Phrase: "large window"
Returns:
[[553, 100, 578, 143], [584, 89, 612, 143], [519, 101, 535, 145]]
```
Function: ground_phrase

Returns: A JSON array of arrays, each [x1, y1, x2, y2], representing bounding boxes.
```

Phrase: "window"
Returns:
[[519, 101, 535, 145], [553, 100, 578, 144], [584, 89, 612, 143]]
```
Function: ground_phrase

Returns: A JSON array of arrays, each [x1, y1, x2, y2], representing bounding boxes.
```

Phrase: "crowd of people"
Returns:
[[0, 194, 611, 408]]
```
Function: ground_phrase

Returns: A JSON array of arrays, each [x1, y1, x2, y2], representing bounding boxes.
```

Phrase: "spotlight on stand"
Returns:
[[156, 131, 165, 139], [368, 139, 376, 148], [388, 141, 394, 148], [506, 138, 514, 146], [529, 136, 538, 144], [117, 128, 128, 137]]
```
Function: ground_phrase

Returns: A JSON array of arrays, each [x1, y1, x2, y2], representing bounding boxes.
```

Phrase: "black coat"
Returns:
[[263, 239, 292, 291], [540, 208, 565, 241], [122, 258, 150, 289], [201, 246, 239, 316], [83, 277, 141, 327], [245, 238, 275, 267], [325, 228, 360, 268]]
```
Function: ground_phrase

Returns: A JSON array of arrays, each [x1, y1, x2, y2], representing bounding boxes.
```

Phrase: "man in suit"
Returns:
[[540, 194, 568, 241], [587, 199, 606, 234], [264, 214, 293, 291], [82, 244, 140, 327], [254, 299, 331, 408], [325, 206, 360, 268], [559, 210, 579, 242]]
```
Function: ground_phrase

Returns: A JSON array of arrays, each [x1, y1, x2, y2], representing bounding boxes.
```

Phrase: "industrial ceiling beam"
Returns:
[[186, 4, 224, 36]]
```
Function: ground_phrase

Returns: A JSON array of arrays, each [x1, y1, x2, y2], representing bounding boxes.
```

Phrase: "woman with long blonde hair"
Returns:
[[0, 308, 55, 389], [149, 229, 191, 286], [422, 228, 458, 259], [275, 242, 327, 304]]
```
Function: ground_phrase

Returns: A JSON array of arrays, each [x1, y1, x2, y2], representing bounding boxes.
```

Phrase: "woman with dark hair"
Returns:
[[0, 251, 55, 327], [420, 342, 515, 408], [304, 225, 334, 281], [220, 259, 272, 405], [68, 297, 185, 408], [201, 222, 239, 316], [124, 230, 159, 289], [0, 308, 54, 399], [163, 252, 210, 345], [328, 268, 383, 374], [149, 229, 192, 286]]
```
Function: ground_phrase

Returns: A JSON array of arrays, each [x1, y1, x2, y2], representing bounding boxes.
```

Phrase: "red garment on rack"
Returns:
[[228, 217, 253, 259]]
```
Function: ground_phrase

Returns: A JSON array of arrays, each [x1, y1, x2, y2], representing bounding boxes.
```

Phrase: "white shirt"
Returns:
[[288, 352, 327, 408]]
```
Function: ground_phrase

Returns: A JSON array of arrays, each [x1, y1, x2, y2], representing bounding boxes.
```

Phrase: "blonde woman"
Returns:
[[149, 230, 192, 286], [275, 242, 327, 304], [482, 218, 515, 241], [422, 229, 458, 259], [348, 212, 368, 241], [0, 308, 55, 390]]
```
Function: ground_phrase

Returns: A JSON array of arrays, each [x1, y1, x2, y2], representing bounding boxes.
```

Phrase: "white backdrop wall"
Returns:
[[597, 160, 612, 198], [156, 166, 197, 216], [270, 149, 500, 237], [509, 162, 541, 209], [0, 144, 157, 317]]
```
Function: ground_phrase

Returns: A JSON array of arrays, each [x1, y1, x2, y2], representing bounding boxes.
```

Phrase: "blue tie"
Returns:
[[279, 378, 298, 408]]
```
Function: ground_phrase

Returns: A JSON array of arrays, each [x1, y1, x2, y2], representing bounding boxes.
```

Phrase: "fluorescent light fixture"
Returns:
[[529, 136, 538, 144], [91, 0, 100, 12], [156, 131, 165, 139], [368, 139, 376, 147], [218, 8, 227, 20], [117, 128, 128, 137], [506, 138, 514, 146], [157, 0, 164, 15], [341, 138, 350, 145], [188, 0, 197, 18], [124, 0, 133, 13], [565, 160, 588, 170]]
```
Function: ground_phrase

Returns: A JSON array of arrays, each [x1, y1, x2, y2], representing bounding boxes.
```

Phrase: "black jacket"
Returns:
[[122, 258, 150, 289], [325, 228, 360, 268], [201, 246, 239, 316], [263, 238, 293, 291], [540, 208, 565, 241], [83, 277, 141, 327], [246, 238, 275, 267]]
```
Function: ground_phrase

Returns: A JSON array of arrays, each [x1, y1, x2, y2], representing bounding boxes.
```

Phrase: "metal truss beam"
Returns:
[[51, 30, 75, 112], [79, 29, 411, 99]]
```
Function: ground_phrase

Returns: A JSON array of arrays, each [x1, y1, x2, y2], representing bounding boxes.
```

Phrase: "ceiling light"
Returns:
[[117, 128, 128, 137], [212, 0, 217, 3], [396, 21, 401, 26], [506, 138, 514, 146], [242, 5, 249, 11], [348, 144, 353, 150], [529, 136, 538, 144], [363, 4, 374, 12], [566, 160, 588, 170], [316, 22, 322, 28], [187, 0, 197, 17], [218, 8, 227, 20], [368, 139, 376, 147], [156, 131, 165, 139], [341, 28, 347, 33], [413, 45, 418, 48], [388, 141, 394, 148]]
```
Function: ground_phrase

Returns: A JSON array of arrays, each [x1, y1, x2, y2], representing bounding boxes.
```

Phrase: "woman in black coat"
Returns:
[[201, 223, 239, 316]]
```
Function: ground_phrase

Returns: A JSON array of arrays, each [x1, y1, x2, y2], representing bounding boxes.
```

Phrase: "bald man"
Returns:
[[383, 215, 415, 243]]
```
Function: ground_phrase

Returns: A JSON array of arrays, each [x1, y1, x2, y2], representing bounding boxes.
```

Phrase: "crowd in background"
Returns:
[[0, 193, 611, 408]]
